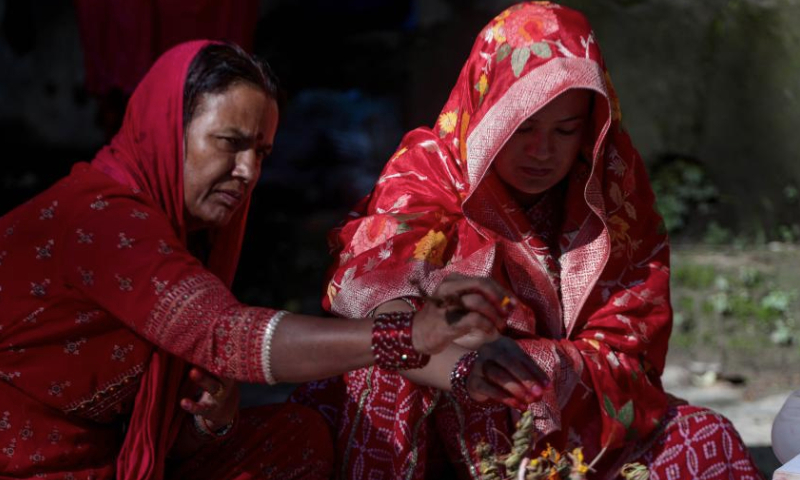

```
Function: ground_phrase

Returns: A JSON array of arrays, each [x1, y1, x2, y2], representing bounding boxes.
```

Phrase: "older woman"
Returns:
[[0, 41, 545, 479]]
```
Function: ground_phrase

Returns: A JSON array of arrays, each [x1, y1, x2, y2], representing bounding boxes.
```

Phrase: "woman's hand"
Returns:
[[180, 367, 239, 432], [452, 329, 501, 351], [411, 273, 515, 356], [467, 337, 550, 410]]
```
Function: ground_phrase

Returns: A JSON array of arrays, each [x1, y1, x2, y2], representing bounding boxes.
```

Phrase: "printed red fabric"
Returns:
[[167, 404, 333, 480], [315, 2, 679, 478], [0, 41, 282, 479]]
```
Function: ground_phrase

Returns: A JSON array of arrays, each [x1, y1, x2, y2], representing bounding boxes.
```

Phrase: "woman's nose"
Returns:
[[232, 150, 259, 184], [523, 131, 551, 160]]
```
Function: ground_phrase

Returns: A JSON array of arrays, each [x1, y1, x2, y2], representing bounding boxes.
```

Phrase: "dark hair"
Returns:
[[183, 42, 279, 128]]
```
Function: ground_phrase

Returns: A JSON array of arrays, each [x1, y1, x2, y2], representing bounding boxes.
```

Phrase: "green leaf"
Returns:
[[511, 47, 530, 77], [617, 400, 634, 429], [397, 223, 411, 234], [497, 43, 512, 62], [603, 394, 617, 418], [530, 41, 552, 59]]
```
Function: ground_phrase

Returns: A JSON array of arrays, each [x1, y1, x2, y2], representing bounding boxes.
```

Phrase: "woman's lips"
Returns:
[[214, 189, 243, 208], [519, 166, 552, 177]]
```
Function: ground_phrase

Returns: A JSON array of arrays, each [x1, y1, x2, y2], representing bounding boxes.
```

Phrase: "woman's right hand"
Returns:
[[467, 337, 550, 409], [411, 273, 514, 356]]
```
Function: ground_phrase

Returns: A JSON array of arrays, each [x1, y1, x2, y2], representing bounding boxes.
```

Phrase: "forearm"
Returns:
[[373, 298, 468, 390], [268, 314, 375, 383], [399, 343, 469, 390]]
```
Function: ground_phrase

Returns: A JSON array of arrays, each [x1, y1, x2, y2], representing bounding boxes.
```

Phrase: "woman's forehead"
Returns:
[[522, 89, 593, 123]]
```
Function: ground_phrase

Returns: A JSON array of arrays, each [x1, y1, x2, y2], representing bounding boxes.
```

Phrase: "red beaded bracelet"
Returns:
[[372, 311, 430, 370], [450, 350, 480, 405]]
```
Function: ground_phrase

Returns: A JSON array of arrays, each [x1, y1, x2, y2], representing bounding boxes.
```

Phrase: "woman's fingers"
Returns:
[[495, 340, 550, 390], [467, 372, 527, 410], [180, 397, 207, 414], [458, 293, 508, 331], [481, 360, 531, 403], [437, 275, 516, 317], [189, 367, 224, 396], [492, 347, 550, 392], [463, 337, 553, 409]]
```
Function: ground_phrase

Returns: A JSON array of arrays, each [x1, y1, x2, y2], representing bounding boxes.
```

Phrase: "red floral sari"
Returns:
[[0, 41, 331, 479], [301, 3, 761, 479]]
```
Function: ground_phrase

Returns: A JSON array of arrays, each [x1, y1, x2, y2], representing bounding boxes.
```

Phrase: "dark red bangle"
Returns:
[[450, 351, 479, 405], [371, 311, 430, 370]]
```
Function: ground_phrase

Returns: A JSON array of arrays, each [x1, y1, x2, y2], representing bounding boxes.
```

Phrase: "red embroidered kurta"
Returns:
[[0, 41, 332, 480], [0, 166, 274, 478], [297, 3, 762, 479]]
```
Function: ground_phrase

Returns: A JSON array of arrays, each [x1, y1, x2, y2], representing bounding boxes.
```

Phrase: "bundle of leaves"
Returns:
[[474, 410, 649, 480]]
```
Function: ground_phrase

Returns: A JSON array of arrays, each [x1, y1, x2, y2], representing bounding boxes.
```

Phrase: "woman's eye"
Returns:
[[219, 137, 242, 150], [556, 128, 579, 136]]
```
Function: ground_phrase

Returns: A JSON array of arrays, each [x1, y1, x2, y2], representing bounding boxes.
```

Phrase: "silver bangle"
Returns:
[[397, 296, 419, 312], [261, 310, 288, 385], [193, 413, 235, 438]]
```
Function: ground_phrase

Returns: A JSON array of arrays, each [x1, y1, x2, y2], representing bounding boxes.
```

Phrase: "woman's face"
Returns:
[[492, 89, 592, 207], [183, 83, 278, 230]]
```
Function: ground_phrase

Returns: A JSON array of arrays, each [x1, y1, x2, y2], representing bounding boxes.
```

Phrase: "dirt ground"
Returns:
[[668, 243, 800, 399], [666, 244, 800, 477]]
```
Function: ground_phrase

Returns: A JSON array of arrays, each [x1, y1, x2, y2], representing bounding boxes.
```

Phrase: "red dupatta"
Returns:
[[89, 40, 252, 480], [323, 1, 671, 470]]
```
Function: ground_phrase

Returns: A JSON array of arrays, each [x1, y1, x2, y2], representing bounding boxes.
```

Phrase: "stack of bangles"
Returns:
[[371, 311, 482, 406], [449, 350, 480, 405], [263, 309, 481, 404], [371, 311, 430, 370]]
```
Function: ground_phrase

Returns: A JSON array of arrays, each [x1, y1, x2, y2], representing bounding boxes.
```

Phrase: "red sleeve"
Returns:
[[60, 192, 277, 383]]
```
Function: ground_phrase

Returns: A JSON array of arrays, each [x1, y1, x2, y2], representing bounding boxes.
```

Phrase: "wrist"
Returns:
[[449, 350, 488, 409], [410, 311, 432, 355], [192, 413, 236, 439], [372, 311, 430, 370]]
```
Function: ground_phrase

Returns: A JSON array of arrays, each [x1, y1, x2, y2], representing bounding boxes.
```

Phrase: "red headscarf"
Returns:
[[89, 40, 252, 480], [324, 1, 671, 465]]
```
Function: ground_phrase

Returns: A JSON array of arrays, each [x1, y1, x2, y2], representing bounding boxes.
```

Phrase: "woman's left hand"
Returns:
[[467, 337, 550, 410], [180, 367, 239, 432]]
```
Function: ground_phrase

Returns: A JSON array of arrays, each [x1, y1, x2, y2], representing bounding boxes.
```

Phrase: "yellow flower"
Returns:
[[459, 111, 471, 161], [493, 22, 507, 43], [542, 444, 561, 463], [475, 74, 488, 97], [571, 448, 590, 474], [390, 146, 408, 162], [438, 110, 458, 135], [326, 281, 338, 305], [608, 215, 630, 242], [496, 10, 512, 22], [413, 230, 448, 266]]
